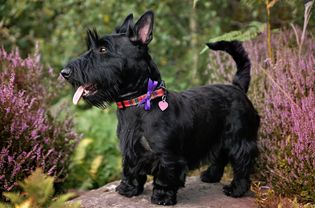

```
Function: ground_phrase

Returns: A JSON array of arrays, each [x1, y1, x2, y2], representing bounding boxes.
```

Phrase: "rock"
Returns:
[[70, 176, 256, 208]]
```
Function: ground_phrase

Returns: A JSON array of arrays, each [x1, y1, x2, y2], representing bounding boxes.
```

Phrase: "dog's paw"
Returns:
[[151, 188, 177, 206], [116, 181, 143, 197], [223, 180, 249, 197]]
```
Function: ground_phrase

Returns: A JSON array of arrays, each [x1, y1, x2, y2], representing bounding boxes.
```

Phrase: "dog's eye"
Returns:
[[99, 47, 107, 53]]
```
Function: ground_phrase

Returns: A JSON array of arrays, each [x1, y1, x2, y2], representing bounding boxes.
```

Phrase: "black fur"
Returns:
[[62, 11, 260, 206], [207, 41, 251, 93]]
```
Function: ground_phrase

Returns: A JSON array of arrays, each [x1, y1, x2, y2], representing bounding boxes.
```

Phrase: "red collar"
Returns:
[[116, 88, 165, 109]]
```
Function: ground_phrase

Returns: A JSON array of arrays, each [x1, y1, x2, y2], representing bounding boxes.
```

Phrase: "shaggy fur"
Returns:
[[61, 11, 260, 206]]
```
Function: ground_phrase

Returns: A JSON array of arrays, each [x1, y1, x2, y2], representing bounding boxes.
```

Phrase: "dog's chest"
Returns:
[[117, 125, 158, 174], [140, 136, 153, 152]]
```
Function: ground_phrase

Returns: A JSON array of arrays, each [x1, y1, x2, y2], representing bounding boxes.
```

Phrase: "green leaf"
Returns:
[[3, 168, 80, 208], [2, 192, 24, 204], [72, 138, 93, 165], [89, 155, 103, 179], [19, 168, 54, 206], [49, 193, 80, 208], [200, 21, 265, 54], [0, 202, 13, 208]]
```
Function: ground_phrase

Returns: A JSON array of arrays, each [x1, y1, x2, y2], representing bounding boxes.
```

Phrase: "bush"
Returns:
[[0, 47, 78, 193], [251, 182, 315, 208], [206, 29, 314, 203], [259, 30, 315, 203], [0, 168, 80, 208], [62, 107, 121, 190]]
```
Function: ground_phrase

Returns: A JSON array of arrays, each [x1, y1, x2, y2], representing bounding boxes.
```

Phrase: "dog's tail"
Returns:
[[207, 41, 251, 93]]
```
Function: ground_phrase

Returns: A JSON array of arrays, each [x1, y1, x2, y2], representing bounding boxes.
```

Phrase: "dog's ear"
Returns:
[[130, 11, 154, 45], [115, 13, 134, 34], [86, 28, 99, 49]]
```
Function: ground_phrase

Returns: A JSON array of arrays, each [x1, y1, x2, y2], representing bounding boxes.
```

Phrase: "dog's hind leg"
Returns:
[[223, 140, 257, 197], [151, 155, 187, 206], [201, 150, 229, 183]]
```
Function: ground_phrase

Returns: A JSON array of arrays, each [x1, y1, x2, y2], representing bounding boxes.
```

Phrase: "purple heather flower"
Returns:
[[209, 29, 315, 201], [0, 47, 78, 192]]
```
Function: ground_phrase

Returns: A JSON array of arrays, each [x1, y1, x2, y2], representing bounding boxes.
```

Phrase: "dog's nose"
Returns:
[[60, 68, 71, 79]]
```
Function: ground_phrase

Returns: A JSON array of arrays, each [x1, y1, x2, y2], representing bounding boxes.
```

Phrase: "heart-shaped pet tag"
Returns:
[[158, 101, 169, 111]]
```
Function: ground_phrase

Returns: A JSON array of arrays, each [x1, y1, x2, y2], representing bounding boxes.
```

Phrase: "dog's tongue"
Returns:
[[73, 86, 84, 105]]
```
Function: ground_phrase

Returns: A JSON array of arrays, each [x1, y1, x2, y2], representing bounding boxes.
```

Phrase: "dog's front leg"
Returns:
[[151, 155, 187, 206], [116, 159, 147, 197]]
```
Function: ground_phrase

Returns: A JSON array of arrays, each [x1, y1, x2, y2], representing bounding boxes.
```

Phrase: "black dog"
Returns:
[[61, 11, 260, 206]]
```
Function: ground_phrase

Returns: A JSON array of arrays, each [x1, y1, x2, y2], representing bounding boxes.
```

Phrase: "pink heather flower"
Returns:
[[208, 29, 315, 202], [0, 47, 79, 192], [258, 30, 314, 202]]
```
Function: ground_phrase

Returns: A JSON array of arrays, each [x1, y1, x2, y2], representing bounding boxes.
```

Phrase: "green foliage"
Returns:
[[0, 168, 80, 208], [1, 0, 313, 88], [252, 182, 315, 208], [19, 169, 54, 206], [200, 21, 265, 54], [1, 0, 315, 199], [210, 21, 265, 42], [62, 104, 121, 190]]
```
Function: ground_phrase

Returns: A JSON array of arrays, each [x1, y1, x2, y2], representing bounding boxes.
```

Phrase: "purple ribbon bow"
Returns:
[[139, 78, 158, 110]]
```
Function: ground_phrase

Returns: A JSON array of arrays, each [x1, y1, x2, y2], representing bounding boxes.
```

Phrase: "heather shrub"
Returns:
[[251, 182, 315, 208], [259, 30, 315, 203], [0, 47, 78, 193], [207, 29, 314, 203]]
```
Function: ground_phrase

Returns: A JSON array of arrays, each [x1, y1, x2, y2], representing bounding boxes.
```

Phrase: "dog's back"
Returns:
[[166, 41, 259, 167], [170, 41, 259, 197]]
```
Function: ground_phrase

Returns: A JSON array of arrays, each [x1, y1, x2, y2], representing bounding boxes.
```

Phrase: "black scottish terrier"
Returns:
[[61, 11, 260, 206]]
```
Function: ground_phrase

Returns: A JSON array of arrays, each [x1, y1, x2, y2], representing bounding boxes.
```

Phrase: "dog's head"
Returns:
[[61, 11, 161, 108]]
